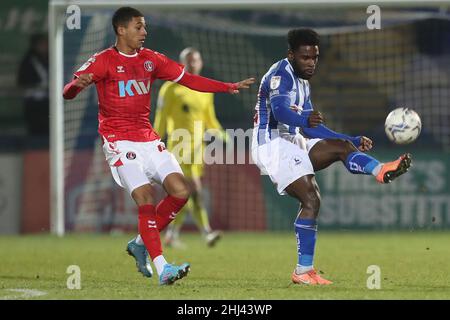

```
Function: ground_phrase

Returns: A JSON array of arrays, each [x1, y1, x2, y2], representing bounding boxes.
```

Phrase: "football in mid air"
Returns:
[[384, 107, 422, 144]]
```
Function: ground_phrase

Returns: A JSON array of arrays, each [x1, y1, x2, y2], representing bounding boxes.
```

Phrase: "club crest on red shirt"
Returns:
[[126, 151, 136, 160], [144, 60, 154, 72]]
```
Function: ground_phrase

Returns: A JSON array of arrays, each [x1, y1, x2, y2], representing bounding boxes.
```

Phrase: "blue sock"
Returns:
[[294, 218, 317, 268], [345, 151, 380, 175]]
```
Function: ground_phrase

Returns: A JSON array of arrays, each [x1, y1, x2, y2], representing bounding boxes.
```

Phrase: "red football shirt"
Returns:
[[74, 47, 185, 142]]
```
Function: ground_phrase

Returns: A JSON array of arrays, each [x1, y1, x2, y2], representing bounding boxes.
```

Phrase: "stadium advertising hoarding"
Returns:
[[263, 150, 450, 230]]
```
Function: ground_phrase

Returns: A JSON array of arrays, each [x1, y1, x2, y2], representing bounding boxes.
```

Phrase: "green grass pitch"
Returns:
[[0, 231, 449, 299]]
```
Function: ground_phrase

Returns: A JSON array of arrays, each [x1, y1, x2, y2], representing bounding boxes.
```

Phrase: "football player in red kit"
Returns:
[[63, 7, 254, 285]]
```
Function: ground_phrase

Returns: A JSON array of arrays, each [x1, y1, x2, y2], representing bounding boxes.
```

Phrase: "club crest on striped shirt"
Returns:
[[270, 76, 281, 89]]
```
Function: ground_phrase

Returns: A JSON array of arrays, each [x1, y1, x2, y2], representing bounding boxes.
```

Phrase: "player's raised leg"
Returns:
[[285, 175, 332, 285], [308, 139, 412, 183]]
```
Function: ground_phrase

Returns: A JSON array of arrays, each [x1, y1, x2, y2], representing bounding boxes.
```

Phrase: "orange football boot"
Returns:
[[376, 153, 412, 184], [291, 269, 333, 285]]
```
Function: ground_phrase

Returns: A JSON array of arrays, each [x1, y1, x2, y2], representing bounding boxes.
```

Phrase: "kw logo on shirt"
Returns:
[[118, 80, 150, 97]]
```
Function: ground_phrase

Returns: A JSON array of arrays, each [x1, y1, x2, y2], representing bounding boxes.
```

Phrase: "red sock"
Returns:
[[138, 204, 162, 260], [156, 195, 188, 231]]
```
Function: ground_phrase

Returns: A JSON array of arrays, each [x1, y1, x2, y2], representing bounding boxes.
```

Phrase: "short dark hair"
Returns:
[[112, 7, 144, 35], [287, 28, 320, 51]]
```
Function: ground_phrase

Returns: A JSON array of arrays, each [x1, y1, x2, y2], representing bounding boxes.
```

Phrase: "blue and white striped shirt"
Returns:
[[254, 58, 359, 147], [254, 59, 313, 145]]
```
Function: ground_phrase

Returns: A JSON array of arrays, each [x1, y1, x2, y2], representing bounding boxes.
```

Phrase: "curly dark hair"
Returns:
[[287, 28, 320, 51]]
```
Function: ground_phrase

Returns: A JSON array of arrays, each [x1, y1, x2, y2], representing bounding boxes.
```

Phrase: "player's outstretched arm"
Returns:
[[63, 73, 94, 100], [302, 122, 363, 148], [177, 72, 255, 94]]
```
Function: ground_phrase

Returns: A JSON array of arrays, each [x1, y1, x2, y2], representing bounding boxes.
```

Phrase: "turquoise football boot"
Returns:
[[159, 263, 190, 285], [126, 237, 153, 278]]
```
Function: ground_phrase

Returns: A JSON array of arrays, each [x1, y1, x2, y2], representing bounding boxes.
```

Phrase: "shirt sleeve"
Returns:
[[153, 52, 185, 82], [269, 72, 310, 128], [73, 52, 107, 82], [301, 97, 360, 146], [268, 71, 293, 100]]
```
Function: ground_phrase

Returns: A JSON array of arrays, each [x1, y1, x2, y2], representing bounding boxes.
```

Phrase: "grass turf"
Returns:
[[0, 231, 449, 299]]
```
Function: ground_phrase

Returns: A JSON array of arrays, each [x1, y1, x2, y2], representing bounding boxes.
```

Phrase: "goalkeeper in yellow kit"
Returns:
[[154, 47, 226, 248]]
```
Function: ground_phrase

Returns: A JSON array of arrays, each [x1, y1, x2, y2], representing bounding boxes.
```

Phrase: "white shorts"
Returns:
[[251, 128, 321, 195], [291, 133, 322, 154], [102, 138, 183, 195]]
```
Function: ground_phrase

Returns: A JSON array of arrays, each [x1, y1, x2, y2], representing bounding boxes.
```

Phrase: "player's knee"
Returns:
[[131, 185, 154, 206], [176, 188, 191, 200], [163, 173, 191, 199], [169, 181, 191, 199]]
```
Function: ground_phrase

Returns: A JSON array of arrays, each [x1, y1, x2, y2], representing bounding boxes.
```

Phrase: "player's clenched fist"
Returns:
[[74, 73, 94, 88], [308, 110, 323, 128], [358, 136, 373, 152]]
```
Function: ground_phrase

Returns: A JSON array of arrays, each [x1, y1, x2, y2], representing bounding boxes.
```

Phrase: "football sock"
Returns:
[[138, 204, 162, 260], [296, 265, 314, 274], [153, 255, 168, 276], [172, 199, 192, 229], [295, 218, 317, 274], [345, 151, 382, 176], [156, 195, 188, 232]]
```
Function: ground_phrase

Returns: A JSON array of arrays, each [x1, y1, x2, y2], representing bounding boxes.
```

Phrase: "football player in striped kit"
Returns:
[[251, 28, 411, 285]]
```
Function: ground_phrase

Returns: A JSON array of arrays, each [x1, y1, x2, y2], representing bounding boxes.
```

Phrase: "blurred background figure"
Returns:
[[17, 33, 49, 145], [155, 47, 227, 248]]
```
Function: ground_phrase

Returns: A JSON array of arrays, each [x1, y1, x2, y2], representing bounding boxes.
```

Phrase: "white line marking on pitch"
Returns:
[[0, 289, 48, 300]]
